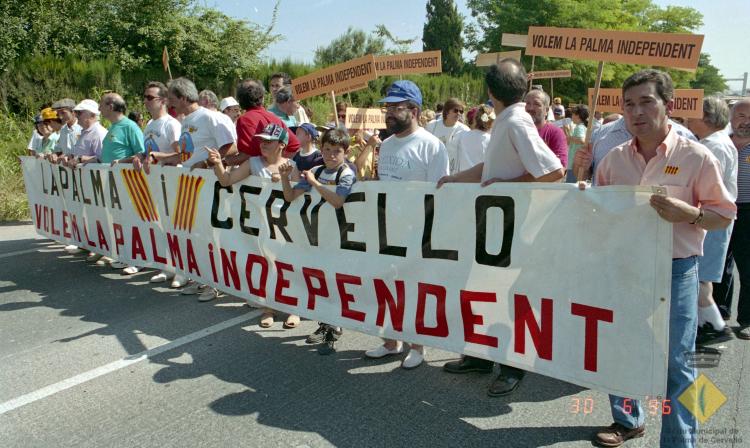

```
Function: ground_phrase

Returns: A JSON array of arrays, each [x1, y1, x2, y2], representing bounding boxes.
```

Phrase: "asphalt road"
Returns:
[[0, 223, 747, 448]]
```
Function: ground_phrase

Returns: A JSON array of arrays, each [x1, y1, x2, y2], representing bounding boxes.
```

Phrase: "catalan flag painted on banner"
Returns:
[[121, 169, 159, 222], [172, 174, 205, 232]]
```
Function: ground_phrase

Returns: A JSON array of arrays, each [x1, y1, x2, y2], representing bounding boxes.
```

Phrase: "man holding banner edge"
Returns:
[[590, 70, 735, 448]]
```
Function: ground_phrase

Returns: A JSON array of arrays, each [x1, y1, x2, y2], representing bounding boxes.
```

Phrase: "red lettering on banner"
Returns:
[[34, 204, 43, 229], [186, 239, 200, 276], [274, 261, 298, 306], [113, 223, 124, 255], [220, 248, 241, 290], [43, 206, 49, 233], [336, 273, 366, 322], [96, 220, 109, 251], [302, 267, 329, 310], [416, 283, 449, 337], [245, 253, 268, 297], [167, 233, 183, 269], [571, 303, 614, 372], [50, 208, 60, 236], [131, 226, 147, 261], [84, 219, 96, 247], [513, 294, 553, 360], [70, 214, 81, 242], [149, 228, 167, 264], [460, 290, 498, 347], [62, 211, 71, 238], [373, 279, 405, 331]]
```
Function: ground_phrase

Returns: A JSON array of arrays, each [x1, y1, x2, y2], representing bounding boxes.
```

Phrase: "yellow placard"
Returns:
[[291, 55, 377, 101], [530, 69, 572, 79], [475, 50, 523, 67], [374, 51, 442, 76], [527, 27, 703, 71], [587, 88, 704, 118], [345, 107, 387, 130]]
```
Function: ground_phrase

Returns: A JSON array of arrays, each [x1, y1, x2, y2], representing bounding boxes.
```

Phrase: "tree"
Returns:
[[0, 0, 280, 79], [423, 0, 464, 75], [313, 28, 387, 67], [691, 54, 728, 95]]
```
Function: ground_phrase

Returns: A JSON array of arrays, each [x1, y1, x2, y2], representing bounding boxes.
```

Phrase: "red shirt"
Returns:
[[236, 106, 300, 156], [538, 123, 568, 168]]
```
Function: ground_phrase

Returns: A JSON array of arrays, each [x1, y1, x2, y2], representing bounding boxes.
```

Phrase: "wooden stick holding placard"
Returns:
[[551, 78, 554, 101], [528, 56, 536, 91], [331, 91, 338, 127], [578, 61, 604, 181]]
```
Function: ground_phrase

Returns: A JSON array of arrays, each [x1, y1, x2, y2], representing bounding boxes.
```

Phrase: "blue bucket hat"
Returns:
[[378, 80, 422, 107], [290, 122, 319, 140]]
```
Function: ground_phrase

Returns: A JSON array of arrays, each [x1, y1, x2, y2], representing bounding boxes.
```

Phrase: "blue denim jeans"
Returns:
[[609, 257, 698, 448]]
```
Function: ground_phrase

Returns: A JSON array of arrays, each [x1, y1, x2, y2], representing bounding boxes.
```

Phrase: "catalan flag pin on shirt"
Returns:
[[664, 165, 679, 175]]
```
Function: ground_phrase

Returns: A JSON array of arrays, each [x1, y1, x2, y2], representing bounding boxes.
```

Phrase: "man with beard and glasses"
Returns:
[[363, 80, 449, 370], [437, 59, 563, 398], [713, 99, 750, 341]]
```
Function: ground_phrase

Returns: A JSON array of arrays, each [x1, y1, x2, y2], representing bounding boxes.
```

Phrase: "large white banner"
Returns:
[[21, 157, 673, 397]]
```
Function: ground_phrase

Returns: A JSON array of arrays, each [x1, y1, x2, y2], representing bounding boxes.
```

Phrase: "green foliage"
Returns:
[[0, 112, 31, 221], [0, 1, 280, 93], [423, 0, 465, 75], [692, 54, 728, 95], [465, 0, 719, 104], [313, 27, 388, 67], [0, 56, 123, 114]]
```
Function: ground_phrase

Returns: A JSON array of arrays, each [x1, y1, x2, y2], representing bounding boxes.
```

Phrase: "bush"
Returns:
[[0, 112, 32, 221]]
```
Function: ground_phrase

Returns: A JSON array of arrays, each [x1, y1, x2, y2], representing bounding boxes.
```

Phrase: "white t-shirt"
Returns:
[[28, 130, 42, 151], [701, 130, 738, 200], [178, 106, 235, 158], [377, 127, 449, 182], [214, 109, 238, 140], [144, 114, 181, 153], [248, 156, 296, 179], [457, 129, 491, 171], [482, 103, 562, 182], [426, 119, 469, 174]]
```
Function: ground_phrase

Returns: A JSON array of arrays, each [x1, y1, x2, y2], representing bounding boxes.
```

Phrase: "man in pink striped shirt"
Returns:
[[592, 70, 735, 448]]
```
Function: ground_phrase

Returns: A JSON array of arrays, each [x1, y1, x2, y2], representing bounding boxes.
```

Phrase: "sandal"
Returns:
[[283, 314, 300, 329], [260, 311, 274, 328]]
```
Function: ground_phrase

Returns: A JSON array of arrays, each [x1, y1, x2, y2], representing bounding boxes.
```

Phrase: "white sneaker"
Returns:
[[123, 266, 140, 275], [65, 245, 84, 254], [97, 256, 113, 266], [198, 288, 223, 302], [150, 271, 174, 283], [86, 252, 102, 262], [365, 342, 404, 359], [401, 348, 425, 370], [110, 261, 127, 269], [181, 282, 207, 295], [170, 274, 187, 288]]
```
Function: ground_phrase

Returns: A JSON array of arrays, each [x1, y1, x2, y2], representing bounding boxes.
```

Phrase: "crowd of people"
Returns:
[[25, 60, 750, 448]]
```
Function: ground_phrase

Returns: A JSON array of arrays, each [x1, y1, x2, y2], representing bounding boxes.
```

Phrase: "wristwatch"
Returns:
[[690, 207, 704, 225]]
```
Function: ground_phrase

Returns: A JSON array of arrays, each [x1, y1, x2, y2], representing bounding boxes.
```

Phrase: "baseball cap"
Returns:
[[553, 105, 565, 116], [41, 108, 58, 121], [290, 122, 319, 139], [33, 114, 43, 124], [378, 80, 422, 107], [73, 99, 100, 115], [219, 96, 239, 111], [52, 98, 76, 110], [553, 97, 562, 105], [256, 123, 289, 144]]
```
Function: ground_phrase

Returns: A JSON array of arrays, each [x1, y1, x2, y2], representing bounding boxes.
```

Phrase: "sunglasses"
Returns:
[[143, 95, 162, 101], [453, 108, 464, 113]]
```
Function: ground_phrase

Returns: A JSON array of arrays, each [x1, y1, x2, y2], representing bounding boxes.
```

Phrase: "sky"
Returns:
[[208, 0, 749, 90]]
